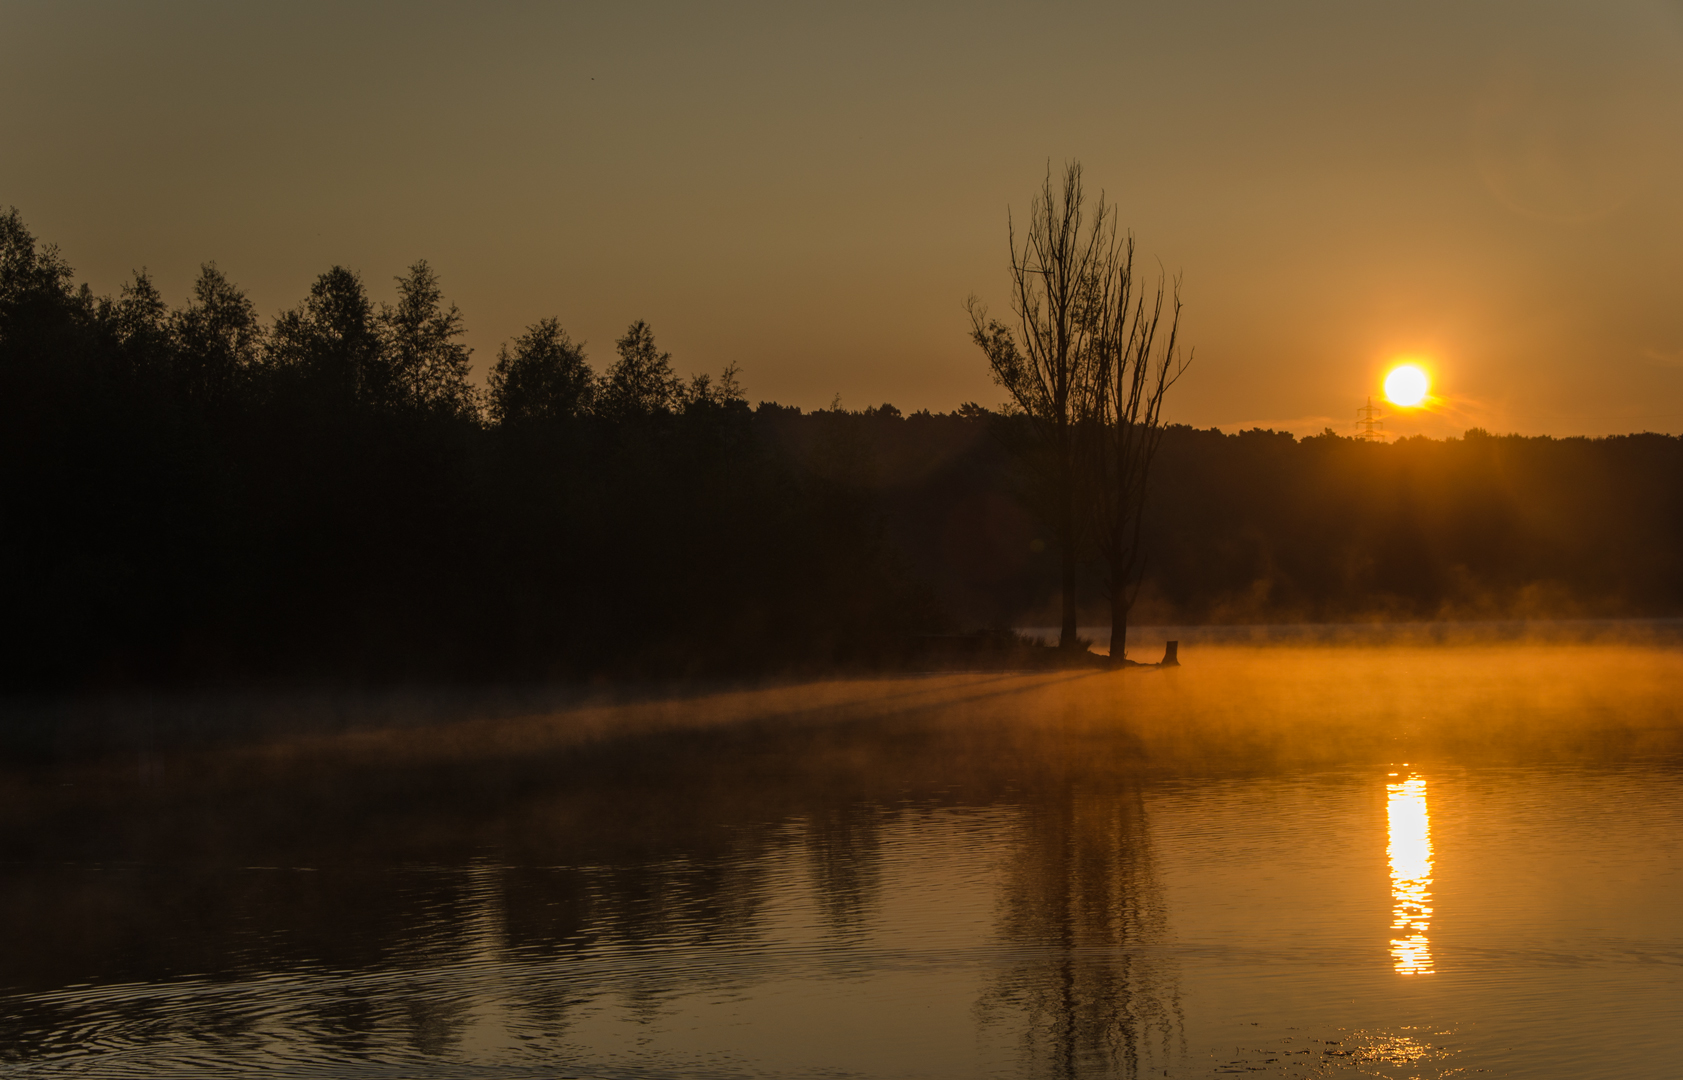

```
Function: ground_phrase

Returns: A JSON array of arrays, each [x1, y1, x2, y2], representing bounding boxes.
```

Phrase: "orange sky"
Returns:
[[5, 1, 1683, 437]]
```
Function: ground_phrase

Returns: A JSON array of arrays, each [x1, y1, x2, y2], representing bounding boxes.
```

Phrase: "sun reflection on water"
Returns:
[[1387, 773, 1435, 974]]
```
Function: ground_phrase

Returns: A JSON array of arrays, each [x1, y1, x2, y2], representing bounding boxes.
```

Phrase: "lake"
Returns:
[[2, 638, 1679, 1078]]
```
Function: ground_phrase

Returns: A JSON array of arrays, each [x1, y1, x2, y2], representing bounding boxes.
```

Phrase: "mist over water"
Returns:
[[2, 635, 1679, 1078]]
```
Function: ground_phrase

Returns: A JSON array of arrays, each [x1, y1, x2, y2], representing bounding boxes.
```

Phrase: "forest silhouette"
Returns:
[[4, 207, 1682, 691]]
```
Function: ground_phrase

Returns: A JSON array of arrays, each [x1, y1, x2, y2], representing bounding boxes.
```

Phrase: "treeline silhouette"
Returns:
[[1142, 426, 1683, 623], [818, 415, 1683, 631], [0, 210, 932, 689], [5, 209, 1682, 689], [744, 410, 1683, 633]]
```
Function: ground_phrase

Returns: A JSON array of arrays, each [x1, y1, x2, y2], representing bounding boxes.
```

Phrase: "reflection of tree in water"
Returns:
[[804, 803, 883, 937], [400, 992, 471, 1056], [979, 783, 1180, 1079], [312, 988, 379, 1059], [0, 711, 1172, 1072]]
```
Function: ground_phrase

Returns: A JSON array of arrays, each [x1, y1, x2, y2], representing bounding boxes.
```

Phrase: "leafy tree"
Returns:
[[0, 207, 77, 342], [380, 260, 478, 418], [109, 270, 168, 344], [103, 270, 172, 379], [488, 318, 595, 424], [265, 266, 384, 405], [171, 263, 262, 405], [681, 362, 747, 411], [598, 319, 681, 417]]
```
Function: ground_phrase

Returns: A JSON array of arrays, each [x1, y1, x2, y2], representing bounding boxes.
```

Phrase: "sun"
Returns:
[[1384, 365, 1430, 407]]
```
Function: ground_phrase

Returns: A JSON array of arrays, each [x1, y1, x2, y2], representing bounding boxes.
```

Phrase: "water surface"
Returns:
[[3, 643, 1679, 1077]]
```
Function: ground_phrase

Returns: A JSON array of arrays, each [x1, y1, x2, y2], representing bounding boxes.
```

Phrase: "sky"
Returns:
[[5, 0, 1683, 438]]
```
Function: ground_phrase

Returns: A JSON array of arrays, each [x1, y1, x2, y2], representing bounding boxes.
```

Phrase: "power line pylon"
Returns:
[[1356, 396, 1385, 441]]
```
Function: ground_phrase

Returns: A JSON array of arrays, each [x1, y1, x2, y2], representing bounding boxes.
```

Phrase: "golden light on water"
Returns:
[[1387, 774, 1435, 974], [1384, 365, 1430, 407]]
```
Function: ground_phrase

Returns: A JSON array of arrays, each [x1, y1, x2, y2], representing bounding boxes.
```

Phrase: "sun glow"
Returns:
[[1384, 365, 1430, 407]]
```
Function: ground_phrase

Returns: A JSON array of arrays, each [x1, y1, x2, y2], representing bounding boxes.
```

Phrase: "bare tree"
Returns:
[[1086, 239, 1189, 663], [967, 162, 1113, 650]]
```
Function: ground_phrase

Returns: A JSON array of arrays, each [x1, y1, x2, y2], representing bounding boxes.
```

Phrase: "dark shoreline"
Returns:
[[8, 617, 1683, 767]]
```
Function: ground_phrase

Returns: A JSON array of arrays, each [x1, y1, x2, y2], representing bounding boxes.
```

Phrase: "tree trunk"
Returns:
[[1060, 554, 1079, 649], [1109, 584, 1129, 663], [1059, 479, 1079, 649]]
